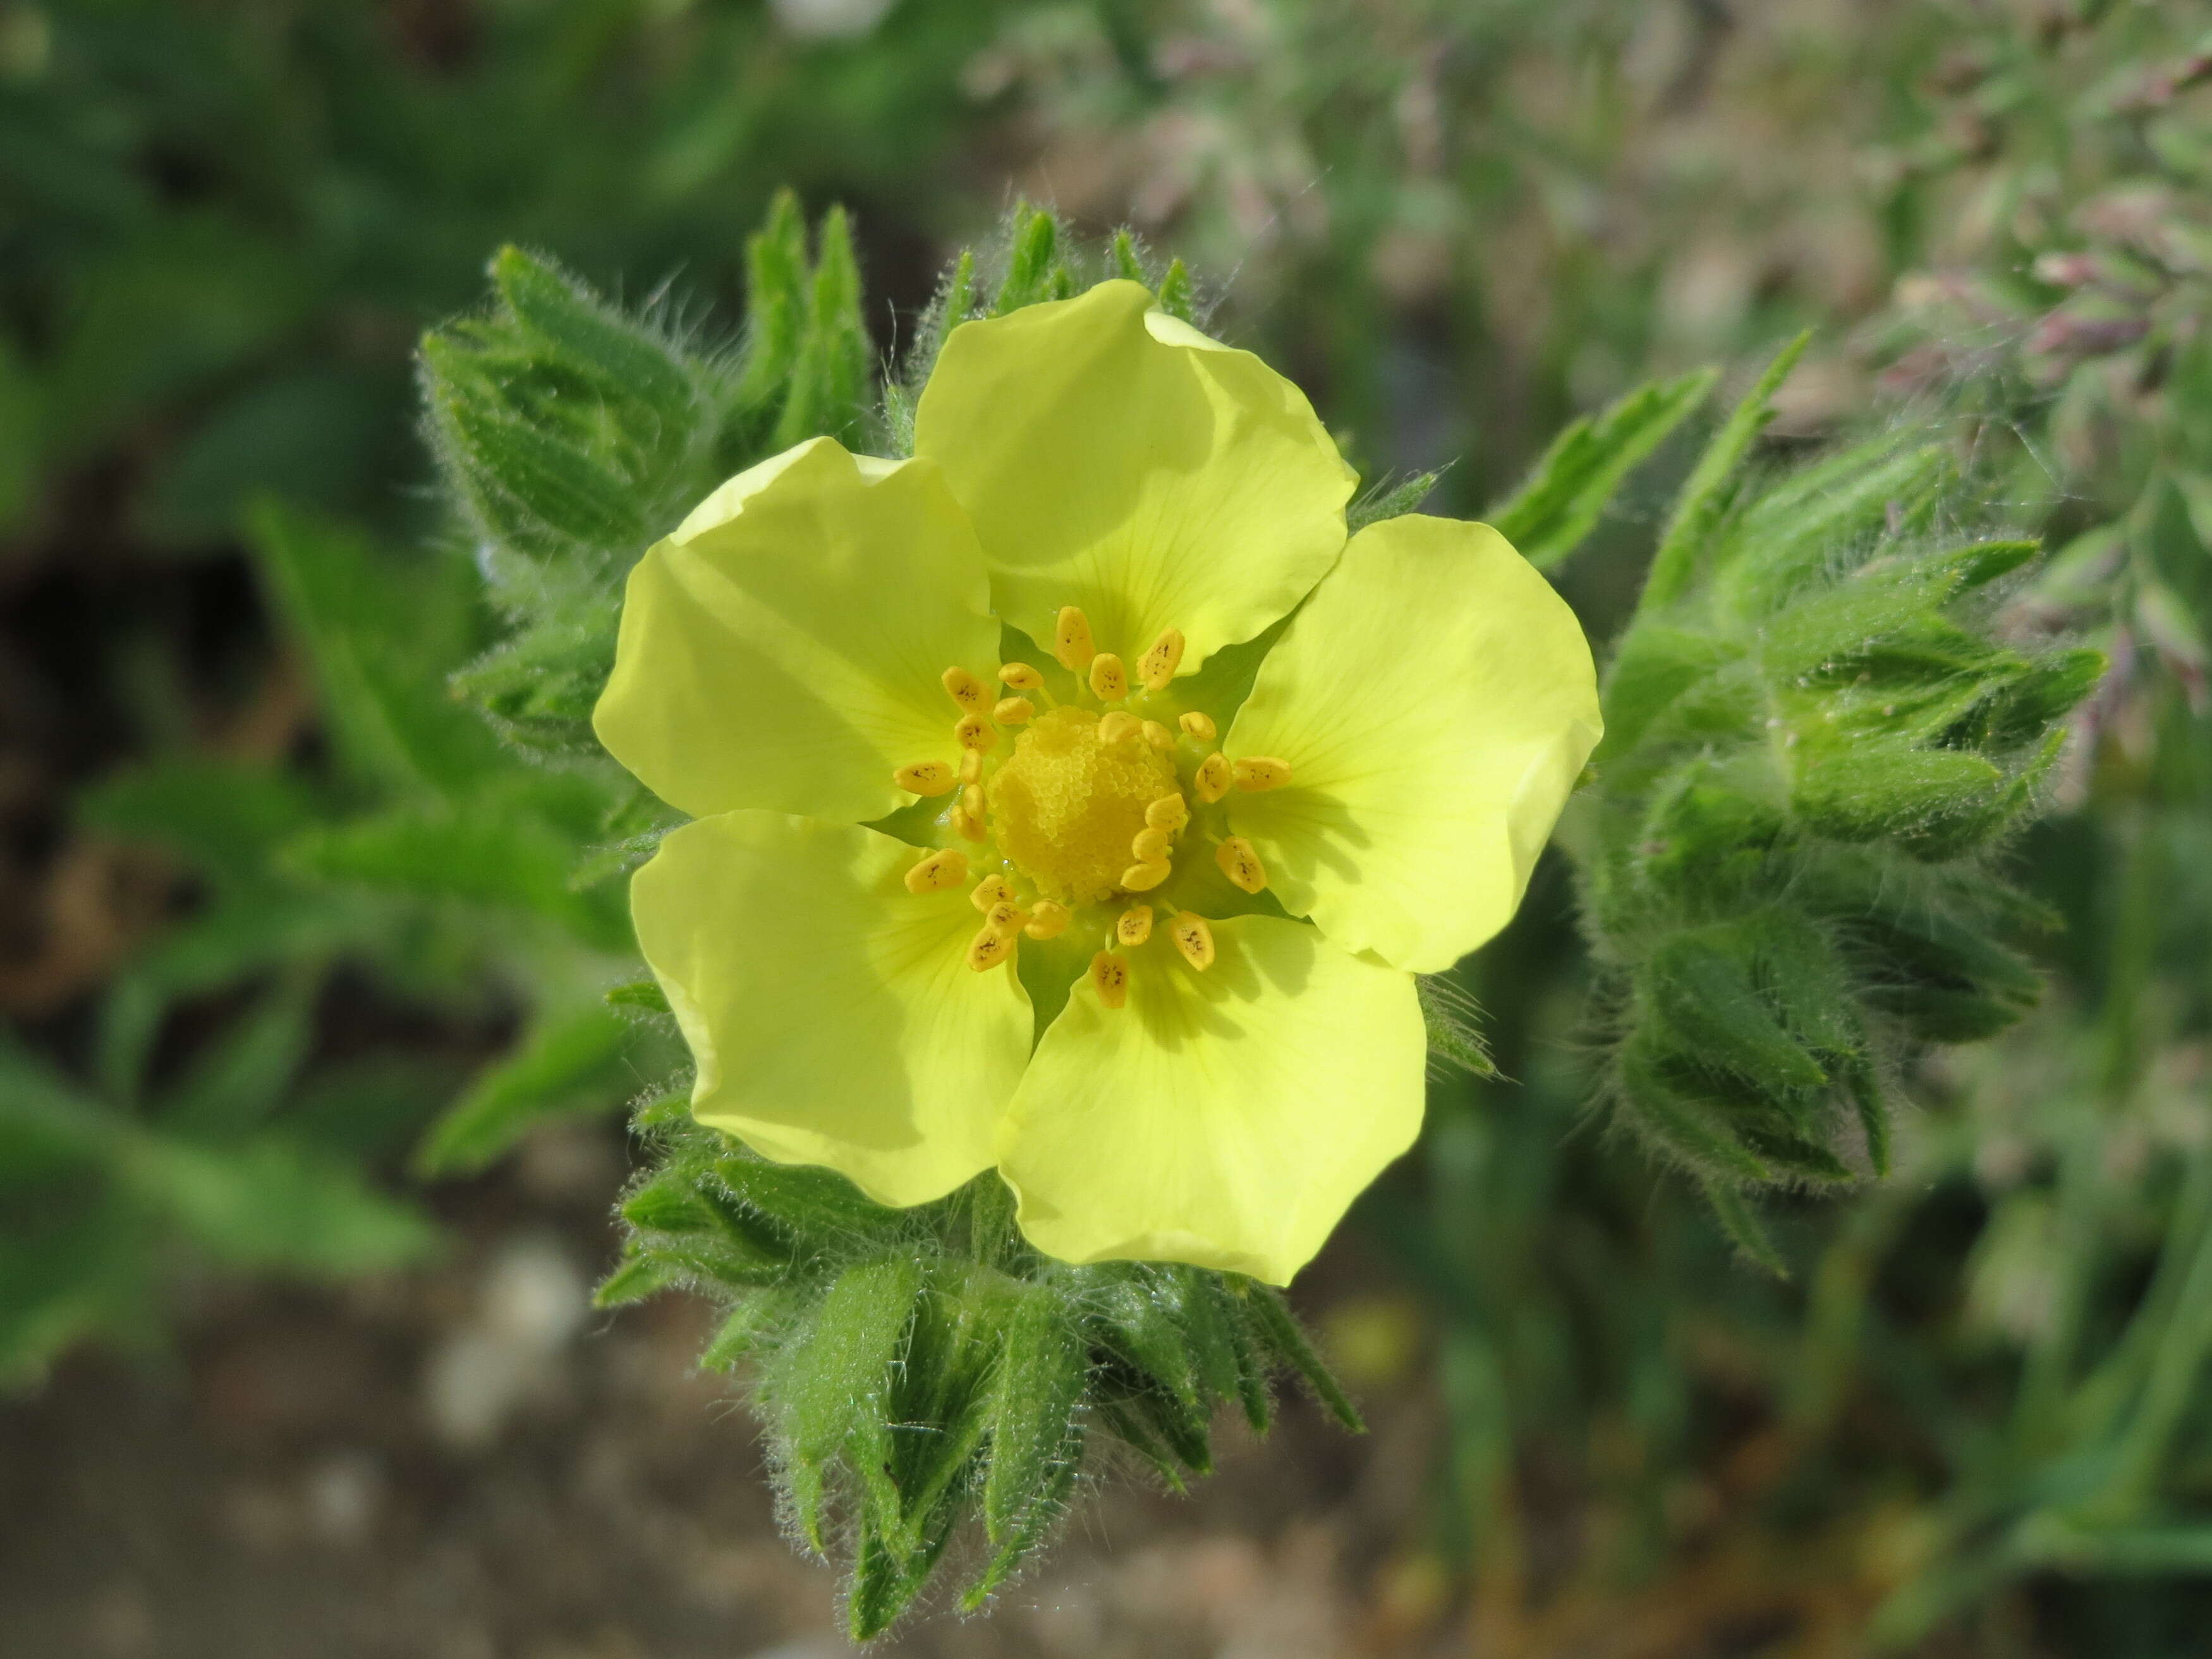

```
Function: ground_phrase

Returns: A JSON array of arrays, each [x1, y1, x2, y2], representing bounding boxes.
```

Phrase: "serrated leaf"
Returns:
[[1490, 368, 1716, 571], [414, 1006, 636, 1174], [1643, 332, 1811, 609]]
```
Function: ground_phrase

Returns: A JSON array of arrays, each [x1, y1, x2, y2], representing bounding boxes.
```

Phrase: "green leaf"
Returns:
[[982, 1285, 1088, 1551], [1643, 332, 1811, 609], [414, 1006, 637, 1174], [247, 502, 503, 796], [123, 1136, 436, 1277], [1702, 1179, 1789, 1277], [1488, 368, 1717, 571], [774, 1255, 923, 1552], [1237, 1281, 1364, 1433]]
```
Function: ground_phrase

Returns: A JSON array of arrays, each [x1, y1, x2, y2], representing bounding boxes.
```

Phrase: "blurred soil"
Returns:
[[0, 1122, 1448, 1659]]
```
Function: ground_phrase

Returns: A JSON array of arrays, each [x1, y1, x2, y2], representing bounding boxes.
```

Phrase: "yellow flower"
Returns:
[[593, 280, 1600, 1285]]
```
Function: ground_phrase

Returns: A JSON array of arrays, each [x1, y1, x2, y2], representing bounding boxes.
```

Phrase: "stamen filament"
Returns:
[[894, 760, 957, 796], [1088, 653, 1128, 702], [1217, 836, 1267, 894], [1054, 607, 1097, 671], [1170, 913, 1215, 970], [942, 667, 990, 712], [1090, 950, 1129, 1009], [1139, 628, 1186, 690], [902, 848, 970, 894], [1193, 751, 1233, 803]]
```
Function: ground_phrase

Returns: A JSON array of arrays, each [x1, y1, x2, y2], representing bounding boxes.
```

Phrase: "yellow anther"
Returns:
[[1116, 904, 1153, 947], [1000, 662, 1044, 692], [1054, 607, 1097, 671], [994, 696, 1035, 725], [983, 899, 1028, 937], [1233, 756, 1292, 792], [967, 926, 1018, 972], [1194, 751, 1233, 803], [1139, 628, 1186, 690], [971, 873, 1016, 912], [1098, 710, 1142, 747], [1131, 825, 1172, 863], [1089, 653, 1128, 702], [1090, 950, 1129, 1009], [956, 714, 996, 753], [1170, 913, 1216, 971], [903, 848, 970, 895], [1217, 836, 1267, 894], [942, 666, 990, 712], [1141, 720, 1176, 751], [1023, 899, 1071, 940], [1145, 794, 1189, 832], [960, 748, 984, 784], [952, 806, 988, 842], [894, 760, 957, 796], [962, 783, 987, 821], [1179, 710, 1217, 743], [1121, 860, 1171, 892]]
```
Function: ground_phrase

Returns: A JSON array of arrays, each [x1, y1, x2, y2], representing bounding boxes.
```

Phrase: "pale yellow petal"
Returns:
[[593, 438, 1000, 822], [996, 916, 1425, 1285], [915, 279, 1354, 674], [633, 811, 1031, 1207], [1224, 515, 1601, 973]]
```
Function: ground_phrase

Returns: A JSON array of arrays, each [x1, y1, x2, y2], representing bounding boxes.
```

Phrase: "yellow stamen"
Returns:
[[1023, 899, 1071, 940], [967, 927, 1017, 972], [1000, 662, 1044, 692], [960, 748, 983, 784], [1145, 794, 1189, 832], [1217, 836, 1267, 894], [1170, 913, 1215, 971], [956, 714, 996, 753], [1139, 628, 1186, 690], [1131, 825, 1172, 863], [982, 899, 1028, 937], [1090, 950, 1129, 1009], [962, 783, 987, 821], [903, 848, 970, 895], [971, 873, 1016, 912], [1232, 756, 1292, 791], [1098, 710, 1141, 747], [1116, 904, 1153, 946], [1179, 710, 1217, 743], [894, 760, 957, 796], [1121, 860, 1170, 892], [994, 696, 1035, 726], [1088, 653, 1128, 702], [942, 667, 990, 712], [1193, 751, 1232, 803], [952, 805, 987, 842], [1054, 606, 1097, 671], [1141, 720, 1176, 751]]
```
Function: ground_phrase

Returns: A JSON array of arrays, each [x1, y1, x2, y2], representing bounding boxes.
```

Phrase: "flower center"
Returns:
[[985, 705, 1178, 908], [890, 604, 1295, 1002]]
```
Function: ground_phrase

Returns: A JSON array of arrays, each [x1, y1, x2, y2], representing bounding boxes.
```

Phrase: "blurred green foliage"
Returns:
[[4, 0, 2212, 1653]]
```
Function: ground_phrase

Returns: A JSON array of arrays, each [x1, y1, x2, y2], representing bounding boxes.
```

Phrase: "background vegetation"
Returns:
[[4, 1, 2210, 1654]]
